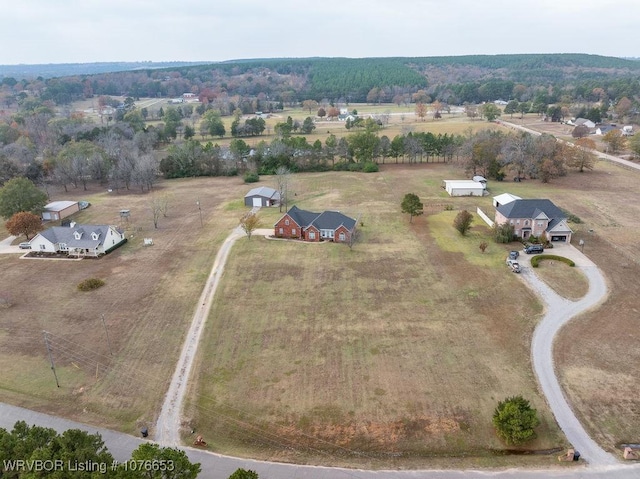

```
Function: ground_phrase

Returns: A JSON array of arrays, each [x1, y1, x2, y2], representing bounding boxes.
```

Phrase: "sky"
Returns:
[[1, 0, 638, 65]]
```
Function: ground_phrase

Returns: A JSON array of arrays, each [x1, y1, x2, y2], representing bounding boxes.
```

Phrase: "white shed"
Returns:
[[492, 193, 521, 208], [443, 180, 485, 197]]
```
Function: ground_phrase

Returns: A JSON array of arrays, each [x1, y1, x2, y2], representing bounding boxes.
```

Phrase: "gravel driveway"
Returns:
[[518, 243, 617, 466]]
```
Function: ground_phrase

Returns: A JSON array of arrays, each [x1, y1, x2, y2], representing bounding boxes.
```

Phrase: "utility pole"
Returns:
[[43, 331, 60, 388], [196, 199, 203, 227], [101, 314, 113, 356]]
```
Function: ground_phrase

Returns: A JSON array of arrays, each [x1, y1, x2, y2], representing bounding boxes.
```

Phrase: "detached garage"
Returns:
[[42, 201, 79, 221], [442, 180, 485, 197], [244, 186, 280, 207]]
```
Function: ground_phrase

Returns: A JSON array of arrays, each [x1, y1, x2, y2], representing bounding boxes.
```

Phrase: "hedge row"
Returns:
[[530, 254, 575, 268]]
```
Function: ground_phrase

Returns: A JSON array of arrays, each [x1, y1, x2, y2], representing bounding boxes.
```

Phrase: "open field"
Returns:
[[186, 166, 570, 468], [2, 113, 640, 468], [0, 177, 251, 432]]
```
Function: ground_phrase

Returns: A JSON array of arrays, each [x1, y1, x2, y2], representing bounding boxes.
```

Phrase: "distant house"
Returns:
[[570, 118, 596, 129], [494, 199, 572, 243], [29, 223, 126, 257], [442, 180, 485, 197], [42, 201, 79, 221], [492, 193, 521, 208], [274, 205, 356, 243], [595, 124, 622, 136], [244, 186, 280, 207], [622, 125, 634, 136]]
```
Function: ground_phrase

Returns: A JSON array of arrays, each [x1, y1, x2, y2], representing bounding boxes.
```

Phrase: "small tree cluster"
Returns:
[[492, 395, 540, 445], [494, 223, 515, 243], [453, 210, 474, 235]]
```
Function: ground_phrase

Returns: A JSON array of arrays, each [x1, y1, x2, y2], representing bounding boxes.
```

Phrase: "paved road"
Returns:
[[498, 120, 640, 172], [2, 402, 640, 478], [0, 235, 21, 254]]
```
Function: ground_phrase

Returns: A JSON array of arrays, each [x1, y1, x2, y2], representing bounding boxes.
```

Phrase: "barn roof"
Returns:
[[244, 186, 280, 199], [44, 201, 78, 211]]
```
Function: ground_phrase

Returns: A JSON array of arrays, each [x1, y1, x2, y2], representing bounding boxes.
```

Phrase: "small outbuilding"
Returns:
[[244, 186, 280, 208], [42, 201, 79, 221], [442, 180, 485, 197], [492, 193, 521, 208]]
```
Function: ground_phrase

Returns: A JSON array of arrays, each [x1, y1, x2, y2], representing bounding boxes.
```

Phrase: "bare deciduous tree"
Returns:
[[275, 166, 291, 212]]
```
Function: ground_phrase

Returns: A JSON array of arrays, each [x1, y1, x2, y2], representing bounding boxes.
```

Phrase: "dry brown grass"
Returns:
[[186, 167, 566, 467], [2, 110, 640, 467], [534, 260, 589, 300]]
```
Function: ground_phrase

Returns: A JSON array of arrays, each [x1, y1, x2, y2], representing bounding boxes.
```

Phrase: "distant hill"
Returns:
[[2, 54, 639, 106], [0, 61, 214, 79]]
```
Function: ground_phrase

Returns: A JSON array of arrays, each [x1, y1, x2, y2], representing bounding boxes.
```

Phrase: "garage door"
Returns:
[[551, 235, 567, 242], [252, 197, 262, 207]]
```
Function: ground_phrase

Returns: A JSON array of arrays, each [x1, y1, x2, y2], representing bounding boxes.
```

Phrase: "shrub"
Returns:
[[362, 161, 379, 173], [494, 223, 515, 243], [243, 172, 259, 183], [444, 204, 454, 211], [530, 254, 575, 268], [493, 395, 540, 445], [453, 210, 474, 235], [77, 278, 105, 291]]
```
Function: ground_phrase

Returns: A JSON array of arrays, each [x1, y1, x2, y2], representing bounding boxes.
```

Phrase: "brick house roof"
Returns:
[[280, 205, 356, 231], [496, 199, 565, 221]]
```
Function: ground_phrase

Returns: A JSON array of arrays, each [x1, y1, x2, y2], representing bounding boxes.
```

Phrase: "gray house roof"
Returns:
[[282, 205, 356, 231], [245, 186, 280, 200], [39, 224, 119, 250], [497, 199, 566, 221]]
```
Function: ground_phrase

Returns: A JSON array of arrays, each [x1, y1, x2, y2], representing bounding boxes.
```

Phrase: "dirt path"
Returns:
[[155, 226, 272, 446], [518, 243, 617, 466]]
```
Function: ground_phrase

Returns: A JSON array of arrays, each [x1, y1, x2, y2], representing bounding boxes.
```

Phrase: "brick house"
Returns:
[[274, 205, 357, 243], [494, 199, 572, 243]]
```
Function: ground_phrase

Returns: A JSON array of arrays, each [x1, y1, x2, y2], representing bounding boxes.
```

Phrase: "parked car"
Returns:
[[524, 244, 544, 254], [506, 258, 521, 273], [509, 250, 519, 260], [18, 242, 31, 249]]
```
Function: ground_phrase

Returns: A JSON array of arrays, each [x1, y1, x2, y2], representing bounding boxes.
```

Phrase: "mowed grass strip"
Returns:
[[190, 173, 565, 466]]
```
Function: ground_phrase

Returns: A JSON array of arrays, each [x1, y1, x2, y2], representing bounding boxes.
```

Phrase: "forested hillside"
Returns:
[[2, 54, 640, 107]]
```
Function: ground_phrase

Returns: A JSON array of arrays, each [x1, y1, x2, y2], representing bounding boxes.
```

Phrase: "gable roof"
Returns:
[[496, 199, 566, 220], [279, 205, 356, 231], [44, 200, 78, 211], [38, 224, 119, 249], [493, 193, 521, 205], [244, 186, 280, 200]]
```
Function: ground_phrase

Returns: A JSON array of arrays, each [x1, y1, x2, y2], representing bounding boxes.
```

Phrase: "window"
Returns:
[[537, 221, 543, 227], [524, 220, 529, 226], [292, 228, 296, 235], [516, 220, 520, 224], [279, 227, 283, 234], [309, 232, 316, 240], [339, 232, 346, 241], [285, 219, 289, 226], [40, 244, 46, 251]]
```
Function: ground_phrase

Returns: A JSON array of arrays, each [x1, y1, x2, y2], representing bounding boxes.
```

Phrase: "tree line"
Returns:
[[2, 54, 640, 109]]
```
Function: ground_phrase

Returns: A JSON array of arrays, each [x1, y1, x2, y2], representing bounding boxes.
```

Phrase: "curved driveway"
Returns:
[[519, 244, 617, 466]]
